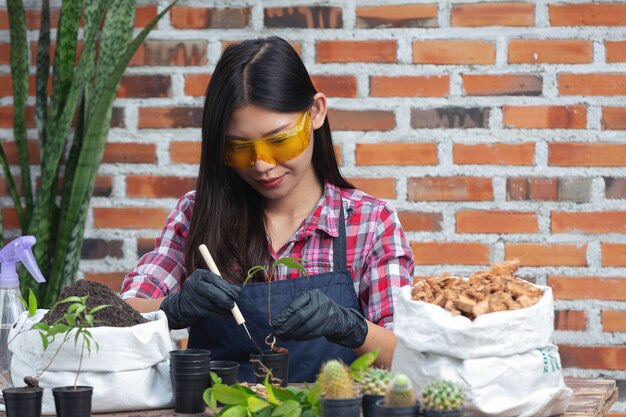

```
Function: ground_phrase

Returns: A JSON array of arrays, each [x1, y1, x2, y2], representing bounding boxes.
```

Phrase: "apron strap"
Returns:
[[332, 197, 347, 272]]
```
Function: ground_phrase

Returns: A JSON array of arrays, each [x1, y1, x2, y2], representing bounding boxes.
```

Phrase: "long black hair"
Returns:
[[184, 37, 353, 283]]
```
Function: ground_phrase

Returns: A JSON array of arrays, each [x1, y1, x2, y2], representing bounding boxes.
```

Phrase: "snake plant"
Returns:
[[1, 0, 178, 307]]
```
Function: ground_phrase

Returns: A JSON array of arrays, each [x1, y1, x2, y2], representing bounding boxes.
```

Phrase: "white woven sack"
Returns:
[[394, 284, 554, 359], [9, 309, 174, 414]]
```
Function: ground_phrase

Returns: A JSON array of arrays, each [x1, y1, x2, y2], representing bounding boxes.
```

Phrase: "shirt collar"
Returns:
[[296, 181, 344, 240]]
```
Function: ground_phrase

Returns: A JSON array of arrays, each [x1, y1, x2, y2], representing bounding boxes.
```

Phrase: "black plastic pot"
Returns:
[[321, 395, 363, 417], [362, 394, 384, 417], [170, 368, 211, 413], [375, 399, 420, 417], [169, 348, 211, 363], [52, 386, 93, 417], [2, 387, 43, 417], [423, 408, 464, 417], [210, 360, 240, 385], [249, 350, 289, 387]]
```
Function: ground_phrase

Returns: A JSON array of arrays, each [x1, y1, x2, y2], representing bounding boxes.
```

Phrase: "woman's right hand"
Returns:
[[160, 269, 242, 329]]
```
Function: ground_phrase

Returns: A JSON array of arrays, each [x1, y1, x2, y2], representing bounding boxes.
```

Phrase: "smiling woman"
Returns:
[[120, 36, 415, 384]]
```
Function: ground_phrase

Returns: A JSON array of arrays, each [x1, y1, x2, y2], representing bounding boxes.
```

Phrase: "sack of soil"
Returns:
[[391, 262, 572, 417], [8, 282, 174, 414]]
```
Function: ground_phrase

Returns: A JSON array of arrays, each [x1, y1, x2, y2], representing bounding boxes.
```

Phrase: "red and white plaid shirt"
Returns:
[[120, 182, 414, 328]]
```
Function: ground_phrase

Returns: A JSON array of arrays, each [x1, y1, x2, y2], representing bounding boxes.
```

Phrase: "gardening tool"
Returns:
[[198, 244, 263, 353]]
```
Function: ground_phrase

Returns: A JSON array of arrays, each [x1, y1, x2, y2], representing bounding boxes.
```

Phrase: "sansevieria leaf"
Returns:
[[35, 0, 50, 152]]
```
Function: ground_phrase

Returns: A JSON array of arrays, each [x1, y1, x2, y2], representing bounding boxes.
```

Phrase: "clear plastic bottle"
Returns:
[[0, 236, 46, 389]]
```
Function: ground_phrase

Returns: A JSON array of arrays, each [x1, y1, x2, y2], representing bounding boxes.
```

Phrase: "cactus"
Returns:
[[384, 374, 416, 407], [421, 380, 464, 411], [317, 360, 358, 398], [360, 368, 392, 395]]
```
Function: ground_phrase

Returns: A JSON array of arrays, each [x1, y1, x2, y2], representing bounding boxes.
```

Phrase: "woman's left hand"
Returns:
[[272, 290, 368, 348]]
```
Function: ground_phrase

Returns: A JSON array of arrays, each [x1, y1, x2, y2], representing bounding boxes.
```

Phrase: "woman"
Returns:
[[120, 36, 414, 382]]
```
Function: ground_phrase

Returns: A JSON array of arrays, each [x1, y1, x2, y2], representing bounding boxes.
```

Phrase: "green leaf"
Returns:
[[49, 323, 69, 336], [0, 144, 25, 229], [35, 0, 50, 151], [272, 258, 307, 276], [350, 349, 379, 381], [84, 314, 93, 327], [58, 296, 83, 305], [273, 387, 296, 402], [265, 377, 280, 405], [210, 371, 222, 385], [214, 384, 250, 405], [88, 304, 110, 315], [38, 331, 49, 350], [28, 289, 38, 317], [219, 405, 247, 417], [247, 396, 271, 413], [32, 322, 49, 332], [272, 400, 302, 417], [203, 388, 218, 413]]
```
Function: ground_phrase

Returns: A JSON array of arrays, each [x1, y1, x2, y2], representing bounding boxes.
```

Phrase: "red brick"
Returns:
[[311, 75, 358, 98], [559, 74, 626, 96], [462, 74, 542, 96], [550, 4, 626, 26], [507, 177, 558, 201], [397, 211, 443, 232], [130, 40, 208, 66], [503, 105, 587, 129], [508, 40, 592, 64], [126, 175, 196, 198], [81, 239, 123, 260], [316, 40, 397, 63], [135, 5, 158, 28], [602, 310, 626, 332], [0, 106, 36, 129], [411, 242, 491, 265], [93, 207, 170, 229], [605, 177, 626, 199], [555, 310, 587, 331], [505, 243, 587, 266], [2, 140, 40, 165], [170, 141, 202, 164], [457, 210, 538, 234], [171, 6, 250, 29], [370, 76, 449, 97], [549, 143, 626, 167], [356, 4, 438, 28], [265, 6, 342, 28], [0, 9, 60, 30], [552, 211, 626, 234], [117, 75, 171, 98], [0, 74, 52, 97], [346, 178, 396, 199], [451, 2, 535, 27], [93, 176, 113, 197], [411, 107, 490, 128], [1, 207, 19, 229], [85, 273, 126, 293], [413, 40, 495, 64], [184, 73, 211, 97], [327, 109, 395, 131], [356, 143, 437, 166], [549, 276, 626, 300], [102, 143, 157, 164], [138, 107, 203, 129], [0, 44, 9, 65], [408, 176, 493, 201], [606, 41, 626, 63], [603, 107, 626, 130], [559, 345, 626, 371], [454, 143, 534, 165], [137, 237, 155, 258]]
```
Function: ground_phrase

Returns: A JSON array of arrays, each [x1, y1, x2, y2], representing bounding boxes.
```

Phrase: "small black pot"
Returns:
[[2, 387, 43, 417], [375, 399, 420, 417], [170, 367, 211, 414], [52, 386, 93, 417], [321, 395, 363, 417], [423, 408, 464, 417], [210, 360, 240, 385], [250, 350, 289, 387], [362, 394, 384, 417]]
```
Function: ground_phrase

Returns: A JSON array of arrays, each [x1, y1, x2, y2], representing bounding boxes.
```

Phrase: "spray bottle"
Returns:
[[0, 236, 46, 389]]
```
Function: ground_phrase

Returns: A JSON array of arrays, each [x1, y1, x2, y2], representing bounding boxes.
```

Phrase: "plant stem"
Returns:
[[36, 331, 71, 383], [74, 333, 85, 390]]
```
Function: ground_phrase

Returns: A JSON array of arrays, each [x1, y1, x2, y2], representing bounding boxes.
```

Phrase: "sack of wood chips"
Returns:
[[391, 261, 572, 417]]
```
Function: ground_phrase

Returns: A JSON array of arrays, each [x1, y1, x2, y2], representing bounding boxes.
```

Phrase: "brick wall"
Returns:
[[0, 0, 625, 412]]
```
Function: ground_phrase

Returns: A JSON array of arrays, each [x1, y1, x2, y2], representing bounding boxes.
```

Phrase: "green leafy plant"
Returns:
[[203, 373, 322, 417], [19, 289, 110, 390], [421, 380, 464, 411], [2, 0, 178, 308]]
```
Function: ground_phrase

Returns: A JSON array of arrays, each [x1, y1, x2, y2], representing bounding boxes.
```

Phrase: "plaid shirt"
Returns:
[[120, 182, 414, 328]]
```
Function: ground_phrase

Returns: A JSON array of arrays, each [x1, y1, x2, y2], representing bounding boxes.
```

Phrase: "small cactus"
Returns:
[[317, 360, 358, 398], [360, 368, 392, 395], [421, 380, 464, 411], [384, 374, 416, 407]]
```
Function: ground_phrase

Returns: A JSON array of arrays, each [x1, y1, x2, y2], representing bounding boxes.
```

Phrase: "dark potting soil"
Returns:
[[41, 280, 147, 327]]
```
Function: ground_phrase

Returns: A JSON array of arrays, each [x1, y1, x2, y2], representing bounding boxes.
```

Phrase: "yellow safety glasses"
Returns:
[[224, 111, 312, 168]]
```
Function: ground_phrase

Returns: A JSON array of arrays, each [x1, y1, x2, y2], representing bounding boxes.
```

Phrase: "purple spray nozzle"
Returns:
[[0, 236, 46, 288]]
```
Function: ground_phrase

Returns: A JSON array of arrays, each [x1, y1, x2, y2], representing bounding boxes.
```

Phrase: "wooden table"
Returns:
[[2, 378, 617, 416]]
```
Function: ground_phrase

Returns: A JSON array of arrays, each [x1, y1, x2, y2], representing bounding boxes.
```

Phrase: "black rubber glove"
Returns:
[[272, 289, 368, 349], [160, 269, 241, 329]]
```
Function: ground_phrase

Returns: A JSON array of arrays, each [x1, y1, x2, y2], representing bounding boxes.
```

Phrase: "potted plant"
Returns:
[[350, 348, 392, 417], [3, 0, 177, 309], [421, 380, 465, 417], [317, 359, 362, 417], [375, 374, 420, 417]]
